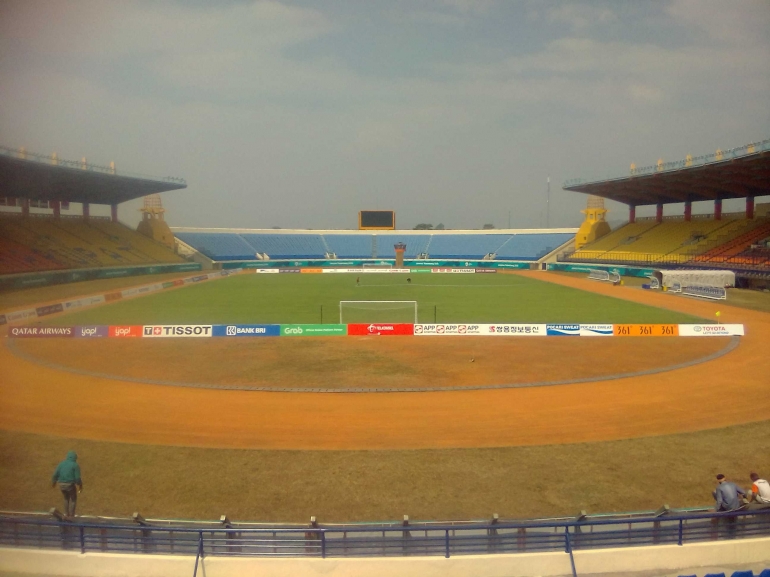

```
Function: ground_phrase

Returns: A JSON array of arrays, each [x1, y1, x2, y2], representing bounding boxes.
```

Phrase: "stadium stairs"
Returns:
[[0, 214, 184, 275]]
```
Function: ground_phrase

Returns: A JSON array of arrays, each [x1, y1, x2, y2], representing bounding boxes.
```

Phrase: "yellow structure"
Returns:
[[574, 195, 611, 250], [137, 194, 176, 250]]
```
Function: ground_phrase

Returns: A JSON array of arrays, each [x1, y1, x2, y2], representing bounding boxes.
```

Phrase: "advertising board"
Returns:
[[109, 326, 143, 338], [6, 309, 37, 323], [105, 292, 122, 302], [143, 325, 214, 337], [256, 269, 280, 274], [35, 303, 64, 317], [484, 324, 547, 335], [474, 268, 497, 273], [281, 324, 347, 336], [0, 315, 5, 325], [578, 324, 614, 336], [678, 324, 744, 336], [64, 295, 106, 310], [279, 268, 301, 273], [9, 326, 75, 338], [414, 324, 483, 335], [212, 324, 281, 337], [546, 324, 581, 336], [348, 323, 414, 336], [75, 326, 109, 338], [613, 324, 679, 337]]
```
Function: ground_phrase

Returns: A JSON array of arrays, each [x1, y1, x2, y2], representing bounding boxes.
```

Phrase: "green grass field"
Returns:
[[45, 272, 704, 325]]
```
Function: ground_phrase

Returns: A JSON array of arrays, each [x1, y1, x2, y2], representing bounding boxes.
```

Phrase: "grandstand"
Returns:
[[562, 140, 770, 274], [173, 229, 576, 263], [0, 146, 187, 277]]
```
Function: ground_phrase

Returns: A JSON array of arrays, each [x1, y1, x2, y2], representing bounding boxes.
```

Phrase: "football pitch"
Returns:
[[44, 272, 703, 326]]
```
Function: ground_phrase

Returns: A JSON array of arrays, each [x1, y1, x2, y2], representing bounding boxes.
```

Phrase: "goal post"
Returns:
[[340, 301, 417, 324]]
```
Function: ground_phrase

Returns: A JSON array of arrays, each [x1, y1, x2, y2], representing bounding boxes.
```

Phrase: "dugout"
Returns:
[[652, 269, 736, 289]]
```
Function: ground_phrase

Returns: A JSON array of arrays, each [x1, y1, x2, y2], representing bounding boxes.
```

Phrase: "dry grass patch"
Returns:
[[1, 423, 768, 523]]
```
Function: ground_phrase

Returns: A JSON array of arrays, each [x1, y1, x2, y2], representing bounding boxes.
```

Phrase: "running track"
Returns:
[[1, 271, 768, 450]]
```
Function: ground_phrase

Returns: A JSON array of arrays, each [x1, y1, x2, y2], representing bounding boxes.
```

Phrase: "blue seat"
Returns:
[[175, 232, 256, 260], [428, 234, 511, 259], [758, 569, 770, 577], [324, 235, 373, 258], [704, 573, 726, 577], [495, 233, 575, 260], [240, 233, 326, 259], [730, 571, 754, 577]]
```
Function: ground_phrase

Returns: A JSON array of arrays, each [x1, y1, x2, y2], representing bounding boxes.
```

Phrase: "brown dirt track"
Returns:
[[1, 271, 768, 450]]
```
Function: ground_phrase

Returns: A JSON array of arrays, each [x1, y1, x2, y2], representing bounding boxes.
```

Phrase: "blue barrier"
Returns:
[[1, 508, 768, 559]]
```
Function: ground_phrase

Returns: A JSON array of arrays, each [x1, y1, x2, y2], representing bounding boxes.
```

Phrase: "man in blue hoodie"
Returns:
[[51, 451, 83, 517]]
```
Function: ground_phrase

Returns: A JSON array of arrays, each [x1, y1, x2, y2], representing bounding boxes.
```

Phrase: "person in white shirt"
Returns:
[[749, 472, 770, 504]]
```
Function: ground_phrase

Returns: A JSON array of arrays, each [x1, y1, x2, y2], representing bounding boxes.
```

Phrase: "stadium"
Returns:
[[1, 135, 769, 577]]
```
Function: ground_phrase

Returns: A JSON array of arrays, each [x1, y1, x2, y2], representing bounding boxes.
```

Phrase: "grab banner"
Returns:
[[348, 323, 414, 336], [281, 324, 347, 336]]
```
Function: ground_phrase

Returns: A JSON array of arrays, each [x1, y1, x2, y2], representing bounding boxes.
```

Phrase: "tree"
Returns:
[[482, 223, 495, 229], [414, 223, 433, 230], [435, 223, 445, 230]]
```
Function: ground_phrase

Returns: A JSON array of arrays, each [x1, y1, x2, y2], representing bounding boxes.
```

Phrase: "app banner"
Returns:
[[9, 326, 75, 338], [190, 275, 208, 282], [143, 325, 214, 337], [414, 324, 483, 335], [281, 324, 347, 336], [546, 324, 581, 336], [613, 324, 679, 337], [578, 324, 614, 337], [678, 324, 744, 336], [75, 326, 109, 338], [109, 326, 143, 338], [256, 269, 280, 274], [348, 323, 415, 336], [485, 324, 547, 336], [36, 303, 64, 317], [279, 268, 301, 273], [212, 324, 281, 337]]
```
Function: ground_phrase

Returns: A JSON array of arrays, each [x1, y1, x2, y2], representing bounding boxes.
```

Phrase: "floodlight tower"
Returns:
[[394, 242, 406, 268]]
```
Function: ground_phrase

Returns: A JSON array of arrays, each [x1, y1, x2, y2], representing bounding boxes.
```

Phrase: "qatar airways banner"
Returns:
[[348, 323, 415, 336], [9, 326, 75, 338]]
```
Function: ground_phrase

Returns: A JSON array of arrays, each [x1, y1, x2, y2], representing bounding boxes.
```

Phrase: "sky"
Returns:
[[1, 0, 768, 230]]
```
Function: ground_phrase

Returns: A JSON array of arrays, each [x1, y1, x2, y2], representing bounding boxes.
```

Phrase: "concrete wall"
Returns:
[[2, 537, 769, 577]]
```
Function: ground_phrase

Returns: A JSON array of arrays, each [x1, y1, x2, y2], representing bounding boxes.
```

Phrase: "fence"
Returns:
[[2, 509, 769, 560], [560, 252, 770, 270]]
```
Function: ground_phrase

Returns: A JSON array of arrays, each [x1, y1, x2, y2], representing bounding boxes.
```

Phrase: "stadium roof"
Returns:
[[0, 146, 186, 205], [563, 139, 770, 206]]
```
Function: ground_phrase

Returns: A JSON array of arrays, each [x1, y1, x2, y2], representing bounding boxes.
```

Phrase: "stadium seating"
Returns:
[[173, 230, 576, 261], [496, 233, 574, 260], [239, 233, 327, 259], [174, 232, 256, 261], [427, 234, 510, 259], [324, 235, 373, 258], [0, 215, 184, 274], [570, 217, 770, 266]]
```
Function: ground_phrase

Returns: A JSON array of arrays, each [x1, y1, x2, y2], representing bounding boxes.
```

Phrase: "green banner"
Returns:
[[0, 262, 202, 291], [547, 263, 654, 277], [280, 324, 347, 336]]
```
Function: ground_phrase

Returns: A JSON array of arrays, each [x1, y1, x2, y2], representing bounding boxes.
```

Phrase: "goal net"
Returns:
[[340, 301, 417, 324]]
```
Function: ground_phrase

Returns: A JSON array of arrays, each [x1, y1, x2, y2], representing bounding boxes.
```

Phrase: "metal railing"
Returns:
[[561, 252, 770, 270], [0, 145, 186, 185], [564, 138, 770, 188], [2, 508, 769, 559]]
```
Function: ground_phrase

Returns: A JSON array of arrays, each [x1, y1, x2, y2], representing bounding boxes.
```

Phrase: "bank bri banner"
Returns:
[[212, 324, 281, 337]]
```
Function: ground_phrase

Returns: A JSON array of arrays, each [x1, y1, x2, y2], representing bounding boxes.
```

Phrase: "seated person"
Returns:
[[749, 472, 770, 505]]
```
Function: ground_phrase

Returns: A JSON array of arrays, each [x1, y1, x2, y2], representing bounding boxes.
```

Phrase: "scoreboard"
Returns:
[[359, 210, 395, 230]]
